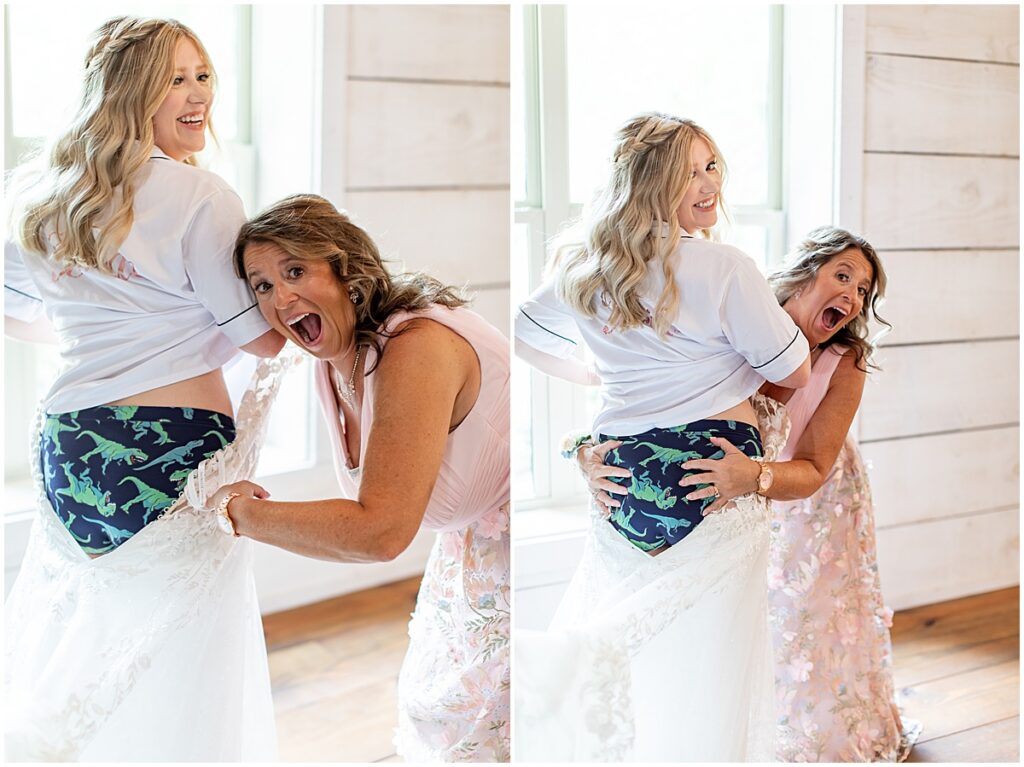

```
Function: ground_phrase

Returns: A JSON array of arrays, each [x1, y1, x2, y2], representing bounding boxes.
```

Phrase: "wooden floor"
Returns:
[[894, 586, 1019, 762], [263, 577, 421, 763], [264, 581, 1019, 762]]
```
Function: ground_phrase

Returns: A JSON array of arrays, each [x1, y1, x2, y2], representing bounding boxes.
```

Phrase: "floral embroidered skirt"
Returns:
[[769, 437, 917, 760], [396, 506, 511, 762]]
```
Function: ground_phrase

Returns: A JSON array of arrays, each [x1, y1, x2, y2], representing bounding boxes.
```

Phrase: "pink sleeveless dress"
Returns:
[[768, 347, 915, 760], [313, 304, 510, 762]]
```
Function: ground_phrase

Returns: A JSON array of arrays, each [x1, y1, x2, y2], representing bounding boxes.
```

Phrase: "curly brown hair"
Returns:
[[233, 194, 467, 370]]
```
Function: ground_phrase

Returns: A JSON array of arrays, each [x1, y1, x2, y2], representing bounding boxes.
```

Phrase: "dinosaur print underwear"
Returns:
[[600, 419, 763, 553], [39, 405, 236, 555]]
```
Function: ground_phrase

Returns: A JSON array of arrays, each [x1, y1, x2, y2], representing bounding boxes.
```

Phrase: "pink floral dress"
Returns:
[[768, 347, 919, 761], [314, 305, 510, 762]]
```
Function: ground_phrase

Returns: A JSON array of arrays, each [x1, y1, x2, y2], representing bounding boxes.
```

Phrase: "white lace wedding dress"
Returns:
[[515, 395, 789, 762], [4, 355, 295, 762]]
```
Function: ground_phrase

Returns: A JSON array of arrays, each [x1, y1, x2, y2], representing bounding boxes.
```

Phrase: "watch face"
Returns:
[[758, 467, 772, 491], [217, 511, 235, 536]]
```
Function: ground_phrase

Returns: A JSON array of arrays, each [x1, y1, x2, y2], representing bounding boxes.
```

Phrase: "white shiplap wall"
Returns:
[[854, 5, 1020, 610], [339, 5, 511, 336]]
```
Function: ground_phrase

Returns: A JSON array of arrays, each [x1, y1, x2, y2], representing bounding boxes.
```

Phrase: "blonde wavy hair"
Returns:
[[552, 112, 728, 336], [233, 194, 468, 371], [769, 226, 891, 372], [10, 16, 215, 274]]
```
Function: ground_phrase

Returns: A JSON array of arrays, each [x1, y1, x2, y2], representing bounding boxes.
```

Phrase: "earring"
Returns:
[[348, 288, 360, 304], [793, 289, 803, 299]]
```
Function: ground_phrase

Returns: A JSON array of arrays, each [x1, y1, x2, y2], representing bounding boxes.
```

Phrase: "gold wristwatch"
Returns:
[[216, 492, 241, 537], [753, 458, 774, 496]]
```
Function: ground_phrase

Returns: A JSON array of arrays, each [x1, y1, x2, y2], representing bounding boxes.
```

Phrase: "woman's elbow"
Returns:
[[776, 356, 811, 389], [338, 506, 420, 563], [241, 328, 286, 358]]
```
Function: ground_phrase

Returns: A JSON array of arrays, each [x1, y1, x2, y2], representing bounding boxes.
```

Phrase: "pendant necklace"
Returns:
[[333, 345, 362, 410]]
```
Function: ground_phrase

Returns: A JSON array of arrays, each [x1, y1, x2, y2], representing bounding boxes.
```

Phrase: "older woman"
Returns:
[[212, 194, 510, 762], [583, 227, 920, 760], [5, 16, 284, 761]]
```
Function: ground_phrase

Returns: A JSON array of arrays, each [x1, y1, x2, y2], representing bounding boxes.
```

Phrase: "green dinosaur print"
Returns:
[[136, 439, 205, 473], [55, 463, 116, 517], [130, 420, 172, 445], [209, 413, 225, 429], [42, 415, 82, 456], [110, 405, 140, 421], [628, 471, 677, 510], [75, 430, 149, 473], [79, 515, 135, 548], [637, 508, 692, 538], [182, 408, 194, 420], [633, 442, 704, 473], [118, 476, 175, 523], [609, 505, 654, 542], [169, 468, 193, 484], [203, 430, 229, 449]]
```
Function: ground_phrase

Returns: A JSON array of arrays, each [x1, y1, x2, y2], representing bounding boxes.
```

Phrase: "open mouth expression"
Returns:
[[244, 241, 354, 360]]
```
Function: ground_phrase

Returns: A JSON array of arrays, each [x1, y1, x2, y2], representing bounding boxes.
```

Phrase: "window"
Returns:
[[513, 5, 785, 510]]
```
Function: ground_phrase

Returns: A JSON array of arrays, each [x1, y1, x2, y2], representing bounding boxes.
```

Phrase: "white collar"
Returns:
[[652, 220, 695, 239], [149, 145, 172, 161]]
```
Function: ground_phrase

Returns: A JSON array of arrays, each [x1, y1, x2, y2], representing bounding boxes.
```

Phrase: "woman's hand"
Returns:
[[209, 480, 270, 518], [678, 436, 760, 514], [577, 440, 631, 516]]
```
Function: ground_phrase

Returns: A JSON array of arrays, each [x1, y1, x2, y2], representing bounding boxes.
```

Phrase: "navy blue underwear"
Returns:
[[599, 419, 763, 553], [39, 405, 235, 555]]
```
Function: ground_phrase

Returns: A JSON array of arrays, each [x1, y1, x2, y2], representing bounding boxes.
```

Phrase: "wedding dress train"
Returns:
[[5, 355, 295, 762]]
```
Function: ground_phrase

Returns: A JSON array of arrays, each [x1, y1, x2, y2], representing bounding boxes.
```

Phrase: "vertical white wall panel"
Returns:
[[860, 340, 1018, 441], [349, 5, 510, 83], [875, 509, 1020, 611], [862, 427, 1019, 528], [865, 54, 1018, 156], [344, 190, 510, 287], [855, 6, 1019, 609], [862, 154, 1018, 250], [345, 81, 510, 189], [875, 250, 1019, 345], [865, 5, 1020, 63]]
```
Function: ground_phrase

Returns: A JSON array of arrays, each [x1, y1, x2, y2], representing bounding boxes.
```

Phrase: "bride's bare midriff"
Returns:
[[105, 369, 233, 418], [705, 398, 759, 432]]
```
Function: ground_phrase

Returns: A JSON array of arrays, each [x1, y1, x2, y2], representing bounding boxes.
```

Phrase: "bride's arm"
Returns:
[[679, 353, 866, 509], [515, 338, 599, 385], [213, 320, 473, 562]]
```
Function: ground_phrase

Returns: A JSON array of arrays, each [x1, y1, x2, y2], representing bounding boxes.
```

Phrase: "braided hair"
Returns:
[[10, 16, 216, 273], [552, 112, 728, 336]]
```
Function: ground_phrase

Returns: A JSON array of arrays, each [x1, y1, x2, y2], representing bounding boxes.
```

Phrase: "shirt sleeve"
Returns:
[[182, 188, 271, 347], [515, 279, 583, 359], [4, 239, 44, 322], [720, 256, 809, 383]]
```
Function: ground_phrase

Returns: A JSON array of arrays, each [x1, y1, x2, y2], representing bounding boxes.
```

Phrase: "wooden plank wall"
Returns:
[[338, 5, 511, 336], [856, 5, 1020, 610]]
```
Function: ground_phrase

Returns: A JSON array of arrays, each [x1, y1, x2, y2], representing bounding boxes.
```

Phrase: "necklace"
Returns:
[[332, 345, 362, 409]]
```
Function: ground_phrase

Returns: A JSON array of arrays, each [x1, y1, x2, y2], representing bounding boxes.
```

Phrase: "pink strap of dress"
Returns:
[[778, 345, 847, 462]]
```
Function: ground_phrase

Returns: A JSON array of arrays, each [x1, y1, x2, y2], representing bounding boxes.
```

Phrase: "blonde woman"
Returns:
[[210, 194, 511, 762], [513, 113, 810, 760], [4, 17, 284, 760]]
